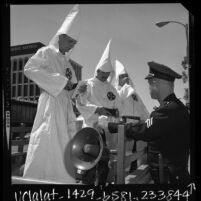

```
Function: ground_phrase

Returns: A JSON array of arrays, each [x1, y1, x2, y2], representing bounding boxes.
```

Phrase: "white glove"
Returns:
[[97, 115, 109, 129]]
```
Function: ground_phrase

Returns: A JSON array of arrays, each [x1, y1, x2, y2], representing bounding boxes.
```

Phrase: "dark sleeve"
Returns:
[[108, 122, 118, 133], [127, 109, 169, 142]]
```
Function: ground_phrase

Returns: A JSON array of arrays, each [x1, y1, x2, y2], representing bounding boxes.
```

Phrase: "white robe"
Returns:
[[76, 77, 122, 149], [23, 46, 78, 183], [118, 84, 150, 166], [118, 84, 149, 122]]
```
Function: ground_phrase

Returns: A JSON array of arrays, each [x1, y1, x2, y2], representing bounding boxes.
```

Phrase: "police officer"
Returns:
[[108, 61, 191, 184]]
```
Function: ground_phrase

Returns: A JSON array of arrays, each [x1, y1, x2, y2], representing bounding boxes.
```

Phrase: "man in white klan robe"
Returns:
[[113, 60, 150, 171], [23, 5, 81, 183], [75, 40, 122, 184], [76, 40, 121, 148]]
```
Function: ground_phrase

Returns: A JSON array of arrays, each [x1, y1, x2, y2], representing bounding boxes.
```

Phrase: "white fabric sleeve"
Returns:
[[76, 85, 98, 120], [24, 47, 68, 97], [113, 88, 123, 117]]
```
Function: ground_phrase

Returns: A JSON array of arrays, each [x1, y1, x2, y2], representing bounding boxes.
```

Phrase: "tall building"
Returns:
[[11, 42, 83, 103]]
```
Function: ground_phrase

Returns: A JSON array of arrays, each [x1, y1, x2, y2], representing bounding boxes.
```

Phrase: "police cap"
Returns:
[[145, 61, 182, 81]]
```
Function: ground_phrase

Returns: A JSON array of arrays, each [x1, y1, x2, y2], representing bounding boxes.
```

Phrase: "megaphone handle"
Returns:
[[99, 128, 107, 146], [75, 169, 86, 184]]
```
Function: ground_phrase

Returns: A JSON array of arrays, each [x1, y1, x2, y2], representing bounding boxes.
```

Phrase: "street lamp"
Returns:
[[155, 21, 190, 109]]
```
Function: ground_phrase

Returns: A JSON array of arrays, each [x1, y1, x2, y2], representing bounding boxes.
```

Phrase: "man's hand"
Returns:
[[97, 116, 109, 130], [95, 107, 111, 116], [78, 83, 87, 94], [64, 80, 73, 91]]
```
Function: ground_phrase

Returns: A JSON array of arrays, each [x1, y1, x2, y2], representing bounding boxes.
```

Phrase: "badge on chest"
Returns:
[[107, 91, 116, 101]]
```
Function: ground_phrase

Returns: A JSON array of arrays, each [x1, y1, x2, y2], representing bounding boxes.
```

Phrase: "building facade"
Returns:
[[11, 42, 83, 103]]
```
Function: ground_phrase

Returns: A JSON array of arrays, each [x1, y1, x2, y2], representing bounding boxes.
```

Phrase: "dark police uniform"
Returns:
[[126, 93, 190, 183], [126, 62, 191, 184]]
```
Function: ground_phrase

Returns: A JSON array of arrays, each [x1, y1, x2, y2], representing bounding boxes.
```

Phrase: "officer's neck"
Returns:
[[158, 89, 174, 106]]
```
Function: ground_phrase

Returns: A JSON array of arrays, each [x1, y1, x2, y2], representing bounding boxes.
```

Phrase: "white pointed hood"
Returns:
[[94, 39, 113, 76], [114, 60, 150, 118], [49, 4, 80, 52], [114, 60, 135, 91]]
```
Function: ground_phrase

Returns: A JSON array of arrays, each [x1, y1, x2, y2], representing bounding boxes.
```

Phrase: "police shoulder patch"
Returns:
[[145, 117, 153, 128], [164, 101, 170, 106]]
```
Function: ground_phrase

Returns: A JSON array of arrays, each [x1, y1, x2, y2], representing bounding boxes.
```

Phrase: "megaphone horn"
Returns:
[[70, 127, 104, 171], [83, 144, 100, 157]]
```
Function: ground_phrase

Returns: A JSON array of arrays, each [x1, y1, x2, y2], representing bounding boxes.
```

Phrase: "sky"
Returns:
[[10, 4, 189, 113]]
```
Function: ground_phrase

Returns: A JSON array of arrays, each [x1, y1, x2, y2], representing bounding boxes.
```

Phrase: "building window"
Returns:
[[12, 86, 16, 98], [18, 59, 23, 71], [24, 85, 28, 97], [12, 73, 17, 84], [36, 85, 40, 96], [13, 59, 17, 71], [18, 72, 22, 84], [24, 75, 28, 83], [30, 84, 34, 96], [18, 85, 22, 96]]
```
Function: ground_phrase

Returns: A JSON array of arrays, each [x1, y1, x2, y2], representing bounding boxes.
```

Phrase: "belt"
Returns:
[[104, 108, 119, 117]]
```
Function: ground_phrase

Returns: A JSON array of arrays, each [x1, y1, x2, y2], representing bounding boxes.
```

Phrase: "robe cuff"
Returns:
[[53, 76, 68, 97]]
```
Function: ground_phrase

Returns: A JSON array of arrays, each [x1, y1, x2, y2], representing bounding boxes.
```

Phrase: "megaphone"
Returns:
[[70, 127, 104, 173]]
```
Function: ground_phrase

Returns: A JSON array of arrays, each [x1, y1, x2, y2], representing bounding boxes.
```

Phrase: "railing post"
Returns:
[[116, 124, 125, 184]]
